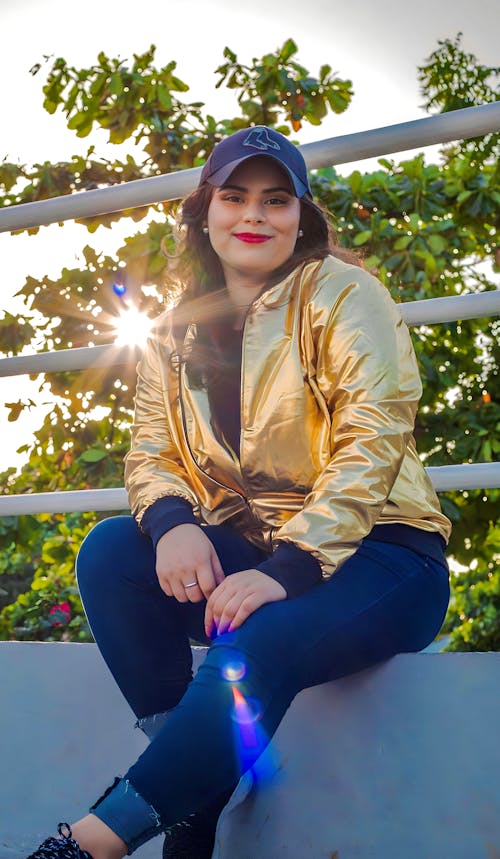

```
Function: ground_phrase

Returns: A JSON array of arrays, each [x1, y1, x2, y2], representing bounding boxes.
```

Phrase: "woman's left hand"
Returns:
[[205, 569, 286, 637]]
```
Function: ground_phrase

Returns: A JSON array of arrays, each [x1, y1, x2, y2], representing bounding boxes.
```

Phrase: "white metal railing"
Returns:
[[1, 104, 499, 514], [0, 344, 142, 378], [0, 461, 499, 517], [0, 103, 499, 234], [1, 291, 499, 378]]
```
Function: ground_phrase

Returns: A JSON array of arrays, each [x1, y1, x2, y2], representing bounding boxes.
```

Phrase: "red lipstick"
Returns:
[[233, 233, 272, 243]]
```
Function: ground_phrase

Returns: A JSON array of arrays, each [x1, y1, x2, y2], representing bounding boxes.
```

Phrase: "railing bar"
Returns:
[[299, 101, 500, 170], [1, 291, 498, 378], [1, 103, 499, 234], [0, 463, 498, 516], [425, 462, 500, 492], [0, 344, 142, 378], [399, 290, 500, 326]]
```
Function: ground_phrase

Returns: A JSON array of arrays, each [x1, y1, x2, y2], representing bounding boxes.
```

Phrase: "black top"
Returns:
[[206, 326, 243, 457]]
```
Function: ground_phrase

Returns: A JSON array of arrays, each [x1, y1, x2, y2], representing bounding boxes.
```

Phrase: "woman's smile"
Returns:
[[233, 232, 273, 243]]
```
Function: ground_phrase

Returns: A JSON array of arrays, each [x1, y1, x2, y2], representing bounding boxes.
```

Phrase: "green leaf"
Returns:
[[327, 90, 350, 114], [43, 98, 57, 115], [170, 75, 189, 93], [280, 39, 298, 62], [67, 111, 87, 130], [427, 234, 447, 254], [353, 230, 372, 246], [481, 440, 492, 460], [79, 448, 108, 463], [383, 254, 404, 271], [157, 85, 172, 110], [364, 255, 381, 269], [394, 235, 412, 250], [109, 73, 123, 96]]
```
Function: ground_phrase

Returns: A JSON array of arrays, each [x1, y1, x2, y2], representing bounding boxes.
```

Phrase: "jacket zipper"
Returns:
[[176, 355, 250, 508]]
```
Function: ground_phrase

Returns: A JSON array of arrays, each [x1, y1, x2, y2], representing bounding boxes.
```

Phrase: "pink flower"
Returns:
[[49, 601, 71, 626]]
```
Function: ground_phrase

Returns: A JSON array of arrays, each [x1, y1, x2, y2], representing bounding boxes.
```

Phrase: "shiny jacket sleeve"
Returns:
[[273, 265, 422, 574], [124, 324, 199, 526]]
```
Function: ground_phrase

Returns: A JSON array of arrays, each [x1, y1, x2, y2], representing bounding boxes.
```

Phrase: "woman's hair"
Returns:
[[164, 179, 360, 311]]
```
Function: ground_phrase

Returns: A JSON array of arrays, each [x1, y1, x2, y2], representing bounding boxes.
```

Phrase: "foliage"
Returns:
[[1, 38, 352, 232], [442, 522, 500, 651], [0, 513, 94, 640], [0, 37, 498, 648], [215, 39, 353, 131], [418, 32, 500, 165], [418, 32, 500, 115]]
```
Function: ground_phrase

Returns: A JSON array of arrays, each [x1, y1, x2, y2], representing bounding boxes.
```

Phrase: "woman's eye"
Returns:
[[222, 194, 243, 203], [266, 197, 288, 206]]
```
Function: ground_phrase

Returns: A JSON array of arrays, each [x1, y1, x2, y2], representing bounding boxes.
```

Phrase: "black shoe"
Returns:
[[162, 786, 234, 859], [27, 824, 94, 859], [162, 812, 216, 859]]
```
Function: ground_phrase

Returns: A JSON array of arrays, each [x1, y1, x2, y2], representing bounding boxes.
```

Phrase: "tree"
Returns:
[[0, 36, 498, 648]]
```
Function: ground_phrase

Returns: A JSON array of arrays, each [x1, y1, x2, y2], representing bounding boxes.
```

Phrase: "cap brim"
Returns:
[[203, 153, 310, 198]]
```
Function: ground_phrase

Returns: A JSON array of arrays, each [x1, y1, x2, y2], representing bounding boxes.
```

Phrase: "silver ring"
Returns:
[[184, 581, 198, 589]]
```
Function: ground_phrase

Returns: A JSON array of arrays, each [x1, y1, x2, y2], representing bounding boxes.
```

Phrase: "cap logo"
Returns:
[[243, 128, 280, 152]]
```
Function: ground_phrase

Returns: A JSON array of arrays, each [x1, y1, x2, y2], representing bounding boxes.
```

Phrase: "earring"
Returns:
[[297, 229, 304, 238], [202, 226, 209, 235]]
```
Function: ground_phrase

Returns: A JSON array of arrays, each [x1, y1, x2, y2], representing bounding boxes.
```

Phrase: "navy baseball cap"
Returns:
[[199, 126, 312, 198]]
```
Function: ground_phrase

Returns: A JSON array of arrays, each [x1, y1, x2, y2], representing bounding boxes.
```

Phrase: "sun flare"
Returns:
[[112, 306, 154, 347]]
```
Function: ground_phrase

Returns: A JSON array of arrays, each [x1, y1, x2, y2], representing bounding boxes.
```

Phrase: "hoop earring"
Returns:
[[202, 226, 209, 235], [297, 229, 304, 238]]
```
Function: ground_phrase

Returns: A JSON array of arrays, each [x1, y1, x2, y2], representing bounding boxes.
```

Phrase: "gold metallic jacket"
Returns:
[[125, 257, 451, 577]]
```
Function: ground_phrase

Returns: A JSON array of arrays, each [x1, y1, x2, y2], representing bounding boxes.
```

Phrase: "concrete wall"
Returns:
[[0, 643, 499, 859]]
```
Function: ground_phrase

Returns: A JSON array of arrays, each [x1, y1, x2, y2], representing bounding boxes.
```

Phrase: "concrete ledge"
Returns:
[[0, 643, 499, 859]]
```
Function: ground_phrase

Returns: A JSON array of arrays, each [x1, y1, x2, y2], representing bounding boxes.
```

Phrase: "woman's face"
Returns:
[[206, 157, 301, 286]]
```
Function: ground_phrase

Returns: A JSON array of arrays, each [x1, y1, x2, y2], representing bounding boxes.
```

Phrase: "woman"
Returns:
[[29, 126, 451, 859]]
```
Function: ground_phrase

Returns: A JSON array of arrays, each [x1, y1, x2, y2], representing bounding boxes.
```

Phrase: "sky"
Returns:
[[0, 0, 498, 472]]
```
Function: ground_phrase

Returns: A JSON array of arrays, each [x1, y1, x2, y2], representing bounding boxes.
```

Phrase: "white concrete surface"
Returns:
[[0, 643, 499, 859]]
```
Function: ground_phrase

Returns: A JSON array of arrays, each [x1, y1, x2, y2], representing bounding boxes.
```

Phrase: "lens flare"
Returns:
[[222, 660, 247, 682], [231, 690, 262, 725], [112, 306, 153, 347], [230, 686, 267, 773]]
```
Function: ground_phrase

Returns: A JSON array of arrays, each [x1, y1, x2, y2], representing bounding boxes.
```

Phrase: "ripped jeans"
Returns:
[[76, 515, 450, 852]]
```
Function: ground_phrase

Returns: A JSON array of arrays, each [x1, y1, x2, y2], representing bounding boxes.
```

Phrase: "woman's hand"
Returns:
[[205, 569, 287, 637], [156, 524, 224, 603]]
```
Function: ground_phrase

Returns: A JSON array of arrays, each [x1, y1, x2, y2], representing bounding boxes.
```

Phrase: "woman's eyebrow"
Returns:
[[219, 183, 292, 194]]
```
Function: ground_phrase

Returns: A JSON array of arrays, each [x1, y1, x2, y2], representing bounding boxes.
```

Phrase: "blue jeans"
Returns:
[[76, 516, 449, 851]]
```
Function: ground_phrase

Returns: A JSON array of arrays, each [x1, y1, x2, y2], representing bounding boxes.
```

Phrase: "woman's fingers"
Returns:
[[170, 576, 190, 603], [205, 570, 287, 636], [205, 589, 240, 637], [210, 549, 226, 587], [228, 596, 261, 631], [158, 565, 215, 604], [205, 579, 246, 636], [187, 563, 217, 602], [159, 578, 174, 598], [204, 586, 223, 636], [216, 592, 257, 634], [154, 526, 227, 604]]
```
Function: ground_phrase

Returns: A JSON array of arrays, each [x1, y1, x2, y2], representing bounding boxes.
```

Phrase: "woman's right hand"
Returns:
[[155, 524, 225, 603]]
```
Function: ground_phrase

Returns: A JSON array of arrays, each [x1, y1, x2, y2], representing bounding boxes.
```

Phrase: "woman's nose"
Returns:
[[243, 203, 265, 223]]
